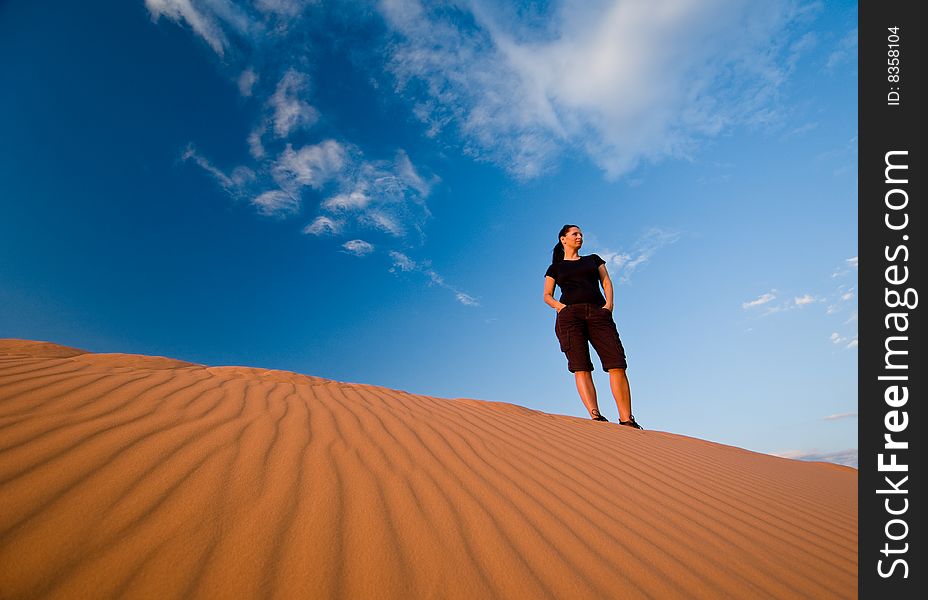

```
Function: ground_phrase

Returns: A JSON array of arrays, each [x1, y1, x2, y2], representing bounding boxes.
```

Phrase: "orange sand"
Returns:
[[0, 339, 857, 598]]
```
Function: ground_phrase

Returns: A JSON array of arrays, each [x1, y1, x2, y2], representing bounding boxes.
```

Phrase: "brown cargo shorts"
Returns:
[[554, 303, 628, 372]]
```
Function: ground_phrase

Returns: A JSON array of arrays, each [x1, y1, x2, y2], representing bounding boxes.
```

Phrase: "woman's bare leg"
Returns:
[[574, 371, 603, 417], [607, 368, 632, 421]]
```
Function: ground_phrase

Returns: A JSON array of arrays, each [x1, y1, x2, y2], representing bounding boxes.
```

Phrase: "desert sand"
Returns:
[[0, 338, 856, 599]]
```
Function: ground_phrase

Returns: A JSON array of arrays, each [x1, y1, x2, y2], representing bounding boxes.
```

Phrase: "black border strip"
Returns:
[[860, 1, 922, 596]]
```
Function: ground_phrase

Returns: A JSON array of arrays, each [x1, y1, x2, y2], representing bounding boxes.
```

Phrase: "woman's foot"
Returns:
[[619, 415, 643, 429], [590, 410, 609, 422]]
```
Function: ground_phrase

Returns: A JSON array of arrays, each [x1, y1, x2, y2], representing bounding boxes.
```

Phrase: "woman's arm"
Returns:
[[598, 264, 614, 311], [543, 276, 567, 312]]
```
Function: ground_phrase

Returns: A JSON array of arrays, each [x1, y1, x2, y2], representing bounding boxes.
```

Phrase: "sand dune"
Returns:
[[0, 339, 856, 599]]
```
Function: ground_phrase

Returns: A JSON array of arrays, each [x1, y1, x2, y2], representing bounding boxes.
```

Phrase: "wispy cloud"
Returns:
[[825, 28, 858, 71], [824, 412, 857, 421], [817, 135, 858, 177], [743, 292, 777, 310], [381, 0, 810, 179], [594, 228, 680, 285], [312, 150, 437, 240], [773, 448, 857, 468], [780, 121, 818, 141], [252, 190, 299, 217], [238, 68, 257, 97], [144, 0, 302, 56], [826, 284, 855, 314], [831, 255, 858, 277], [342, 239, 374, 256], [793, 294, 818, 306], [388, 250, 417, 273], [151, 0, 817, 182], [180, 144, 255, 195], [154, 1, 810, 309], [829, 332, 856, 349], [145, 0, 234, 56], [158, 7, 439, 240], [269, 70, 319, 138], [388, 251, 479, 306], [745, 254, 859, 335], [272, 140, 347, 194], [303, 215, 341, 236]]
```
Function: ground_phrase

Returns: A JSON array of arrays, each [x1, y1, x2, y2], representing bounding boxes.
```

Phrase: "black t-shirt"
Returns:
[[544, 254, 607, 306]]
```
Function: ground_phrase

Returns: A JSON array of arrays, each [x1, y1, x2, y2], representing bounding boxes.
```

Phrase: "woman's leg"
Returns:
[[574, 370, 603, 417], [607, 368, 632, 421]]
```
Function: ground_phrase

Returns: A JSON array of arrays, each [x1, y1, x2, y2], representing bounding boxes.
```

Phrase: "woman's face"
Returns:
[[561, 227, 583, 250]]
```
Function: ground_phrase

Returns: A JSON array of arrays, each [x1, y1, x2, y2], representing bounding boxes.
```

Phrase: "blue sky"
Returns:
[[0, 0, 858, 466]]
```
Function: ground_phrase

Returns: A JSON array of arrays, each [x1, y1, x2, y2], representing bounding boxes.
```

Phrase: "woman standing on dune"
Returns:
[[543, 224, 642, 429]]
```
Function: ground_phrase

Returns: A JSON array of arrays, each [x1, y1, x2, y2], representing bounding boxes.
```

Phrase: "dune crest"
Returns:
[[0, 339, 857, 599]]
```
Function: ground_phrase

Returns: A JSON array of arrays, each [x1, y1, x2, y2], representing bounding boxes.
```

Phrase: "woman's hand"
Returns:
[[556, 304, 568, 313], [602, 303, 613, 312]]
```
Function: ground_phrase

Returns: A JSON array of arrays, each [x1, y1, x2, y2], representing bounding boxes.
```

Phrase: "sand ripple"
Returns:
[[0, 339, 857, 599]]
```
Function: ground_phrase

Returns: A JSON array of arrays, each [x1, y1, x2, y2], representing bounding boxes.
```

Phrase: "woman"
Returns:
[[543, 224, 642, 429]]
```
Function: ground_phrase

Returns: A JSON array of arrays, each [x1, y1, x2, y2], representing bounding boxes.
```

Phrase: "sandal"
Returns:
[[619, 415, 643, 430], [590, 410, 609, 422]]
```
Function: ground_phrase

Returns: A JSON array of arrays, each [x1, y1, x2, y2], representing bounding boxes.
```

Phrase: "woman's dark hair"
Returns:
[[552, 224, 579, 263]]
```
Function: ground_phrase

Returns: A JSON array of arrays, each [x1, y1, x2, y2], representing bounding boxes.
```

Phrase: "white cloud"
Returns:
[[359, 211, 404, 237], [455, 292, 480, 306], [152, 0, 814, 183], [825, 28, 858, 71], [745, 255, 859, 324], [248, 124, 267, 159], [423, 268, 480, 306], [394, 149, 434, 197], [303, 215, 342, 236], [272, 140, 347, 192], [830, 332, 857, 349], [831, 256, 858, 277], [388, 252, 479, 306], [183, 124, 434, 245], [251, 190, 299, 217], [181, 144, 255, 193], [773, 448, 857, 468], [238, 68, 258, 96], [743, 292, 776, 309], [594, 228, 680, 285], [786, 31, 817, 69], [323, 190, 371, 212], [150, 2, 459, 307], [824, 412, 857, 421], [342, 239, 374, 256], [381, 0, 807, 179], [270, 70, 319, 137], [780, 121, 818, 141], [144, 0, 257, 56], [794, 294, 816, 306], [388, 250, 416, 272], [256, 0, 309, 17], [145, 0, 230, 55], [316, 151, 434, 239]]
